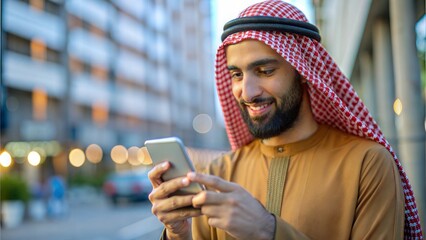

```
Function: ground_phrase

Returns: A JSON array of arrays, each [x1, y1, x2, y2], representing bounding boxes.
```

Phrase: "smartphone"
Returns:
[[144, 137, 205, 196]]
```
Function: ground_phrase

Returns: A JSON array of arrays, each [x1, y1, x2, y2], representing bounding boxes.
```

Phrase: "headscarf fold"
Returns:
[[215, 0, 423, 238]]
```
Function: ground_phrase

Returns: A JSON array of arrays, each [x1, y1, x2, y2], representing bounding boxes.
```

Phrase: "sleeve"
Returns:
[[351, 146, 404, 239], [273, 214, 310, 239]]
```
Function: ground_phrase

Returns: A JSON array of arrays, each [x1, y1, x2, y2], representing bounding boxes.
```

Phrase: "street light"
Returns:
[[27, 151, 41, 166], [0, 151, 12, 168]]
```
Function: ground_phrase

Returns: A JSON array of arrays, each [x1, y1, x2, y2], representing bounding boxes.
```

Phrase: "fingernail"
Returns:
[[182, 178, 189, 185], [162, 162, 168, 168], [187, 172, 196, 179]]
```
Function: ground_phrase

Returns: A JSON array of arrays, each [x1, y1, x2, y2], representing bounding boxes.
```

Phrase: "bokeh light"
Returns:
[[85, 144, 103, 164], [32, 147, 46, 164], [128, 146, 141, 166], [0, 151, 13, 168], [27, 151, 41, 166], [138, 147, 152, 165], [69, 148, 85, 167], [192, 113, 213, 134], [393, 98, 403, 115], [111, 145, 128, 164]]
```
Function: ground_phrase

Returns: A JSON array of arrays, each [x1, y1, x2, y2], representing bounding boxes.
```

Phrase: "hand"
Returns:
[[148, 162, 202, 239], [188, 172, 275, 240]]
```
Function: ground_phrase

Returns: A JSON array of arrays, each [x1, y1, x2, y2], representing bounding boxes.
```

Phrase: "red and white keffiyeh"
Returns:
[[215, 0, 423, 238]]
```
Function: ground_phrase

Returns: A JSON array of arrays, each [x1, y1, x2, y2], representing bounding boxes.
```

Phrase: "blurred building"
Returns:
[[1, 0, 229, 175], [313, 0, 425, 230]]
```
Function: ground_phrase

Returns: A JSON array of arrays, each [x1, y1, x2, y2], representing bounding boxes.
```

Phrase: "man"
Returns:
[[148, 0, 423, 239]]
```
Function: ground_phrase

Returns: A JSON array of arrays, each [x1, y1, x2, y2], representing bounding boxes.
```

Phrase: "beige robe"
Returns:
[[192, 125, 404, 239]]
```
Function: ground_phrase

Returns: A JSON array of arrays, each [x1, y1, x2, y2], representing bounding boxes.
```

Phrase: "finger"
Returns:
[[153, 194, 195, 213], [207, 216, 230, 230], [149, 176, 191, 200], [199, 204, 224, 218], [148, 161, 170, 187], [157, 206, 202, 225], [187, 172, 236, 193], [192, 190, 225, 207]]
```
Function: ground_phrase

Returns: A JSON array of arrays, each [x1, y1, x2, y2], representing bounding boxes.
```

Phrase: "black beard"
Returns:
[[238, 74, 303, 139]]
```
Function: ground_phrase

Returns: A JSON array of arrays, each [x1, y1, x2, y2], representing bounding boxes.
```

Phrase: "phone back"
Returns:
[[145, 137, 204, 195]]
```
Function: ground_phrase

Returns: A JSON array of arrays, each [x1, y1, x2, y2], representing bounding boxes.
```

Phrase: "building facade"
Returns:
[[1, 0, 229, 176]]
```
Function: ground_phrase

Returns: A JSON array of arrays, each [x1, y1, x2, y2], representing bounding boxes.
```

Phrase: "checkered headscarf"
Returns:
[[215, 0, 423, 238]]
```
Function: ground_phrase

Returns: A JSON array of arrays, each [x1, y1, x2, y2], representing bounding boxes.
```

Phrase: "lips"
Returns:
[[245, 101, 273, 118]]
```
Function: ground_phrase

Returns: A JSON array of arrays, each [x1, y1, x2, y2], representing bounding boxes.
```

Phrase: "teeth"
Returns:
[[249, 104, 269, 110]]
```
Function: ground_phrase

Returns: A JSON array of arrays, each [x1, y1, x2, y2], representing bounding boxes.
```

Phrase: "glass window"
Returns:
[[6, 33, 30, 56]]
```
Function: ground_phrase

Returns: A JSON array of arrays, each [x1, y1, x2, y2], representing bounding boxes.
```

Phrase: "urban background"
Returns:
[[0, 0, 425, 239]]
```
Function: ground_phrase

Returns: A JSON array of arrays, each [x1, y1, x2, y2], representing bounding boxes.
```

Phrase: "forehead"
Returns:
[[225, 39, 286, 67]]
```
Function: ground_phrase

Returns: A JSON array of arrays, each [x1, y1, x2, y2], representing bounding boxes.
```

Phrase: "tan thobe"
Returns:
[[192, 125, 404, 239]]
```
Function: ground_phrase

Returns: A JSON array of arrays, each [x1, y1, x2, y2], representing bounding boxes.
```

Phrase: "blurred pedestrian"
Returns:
[[148, 0, 423, 239], [47, 175, 68, 218]]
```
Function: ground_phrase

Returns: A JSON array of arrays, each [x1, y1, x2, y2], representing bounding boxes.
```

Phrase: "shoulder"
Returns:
[[326, 126, 396, 173], [325, 126, 390, 153], [318, 126, 395, 172]]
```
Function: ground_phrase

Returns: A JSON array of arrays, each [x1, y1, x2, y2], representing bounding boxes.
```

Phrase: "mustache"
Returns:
[[239, 97, 274, 106]]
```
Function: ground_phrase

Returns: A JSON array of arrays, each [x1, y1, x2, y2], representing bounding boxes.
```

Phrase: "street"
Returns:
[[0, 193, 164, 240]]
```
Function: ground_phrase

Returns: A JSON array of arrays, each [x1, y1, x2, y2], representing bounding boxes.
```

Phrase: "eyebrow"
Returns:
[[227, 58, 280, 71]]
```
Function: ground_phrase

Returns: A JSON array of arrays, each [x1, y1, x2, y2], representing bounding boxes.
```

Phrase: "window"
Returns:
[[69, 56, 84, 73], [24, 0, 61, 15], [6, 34, 30, 56], [44, 0, 60, 15]]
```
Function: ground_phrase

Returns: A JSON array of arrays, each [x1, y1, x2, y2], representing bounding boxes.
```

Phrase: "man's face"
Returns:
[[225, 40, 303, 139]]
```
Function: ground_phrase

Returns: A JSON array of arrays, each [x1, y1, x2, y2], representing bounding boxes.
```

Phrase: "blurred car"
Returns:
[[103, 169, 153, 205]]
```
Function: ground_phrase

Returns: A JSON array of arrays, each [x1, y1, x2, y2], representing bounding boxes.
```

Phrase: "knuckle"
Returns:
[[179, 209, 187, 218], [171, 198, 178, 208], [151, 204, 158, 215], [228, 198, 238, 206], [147, 169, 155, 179], [158, 215, 167, 224], [158, 185, 169, 196], [148, 191, 155, 202], [198, 191, 208, 202]]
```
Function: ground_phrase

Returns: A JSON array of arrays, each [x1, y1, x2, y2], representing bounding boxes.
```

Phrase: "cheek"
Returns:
[[231, 82, 242, 99]]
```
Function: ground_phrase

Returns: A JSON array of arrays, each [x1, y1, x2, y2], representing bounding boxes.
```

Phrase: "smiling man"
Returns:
[[147, 1, 423, 239], [228, 40, 306, 141]]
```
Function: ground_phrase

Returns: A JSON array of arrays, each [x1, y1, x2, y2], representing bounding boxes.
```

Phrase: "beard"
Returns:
[[238, 74, 303, 139]]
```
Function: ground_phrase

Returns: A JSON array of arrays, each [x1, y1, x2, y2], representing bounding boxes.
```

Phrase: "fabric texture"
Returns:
[[214, 0, 422, 238], [265, 156, 289, 216], [192, 125, 404, 239]]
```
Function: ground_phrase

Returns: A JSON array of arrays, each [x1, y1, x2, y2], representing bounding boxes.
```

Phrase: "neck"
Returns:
[[262, 89, 318, 146]]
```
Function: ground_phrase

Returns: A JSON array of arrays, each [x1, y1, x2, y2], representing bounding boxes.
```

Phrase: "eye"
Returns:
[[257, 68, 275, 76], [230, 71, 243, 81]]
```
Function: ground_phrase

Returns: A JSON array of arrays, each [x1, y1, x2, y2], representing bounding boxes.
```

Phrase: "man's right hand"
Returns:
[[148, 161, 202, 240]]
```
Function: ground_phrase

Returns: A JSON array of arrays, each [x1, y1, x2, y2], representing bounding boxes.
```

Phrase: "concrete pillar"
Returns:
[[359, 52, 377, 119], [390, 0, 426, 229], [372, 19, 398, 150]]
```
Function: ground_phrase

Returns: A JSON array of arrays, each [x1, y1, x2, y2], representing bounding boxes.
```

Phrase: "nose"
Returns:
[[240, 74, 262, 103]]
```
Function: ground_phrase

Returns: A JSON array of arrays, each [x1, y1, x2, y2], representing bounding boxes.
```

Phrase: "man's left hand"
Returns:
[[187, 172, 275, 240]]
